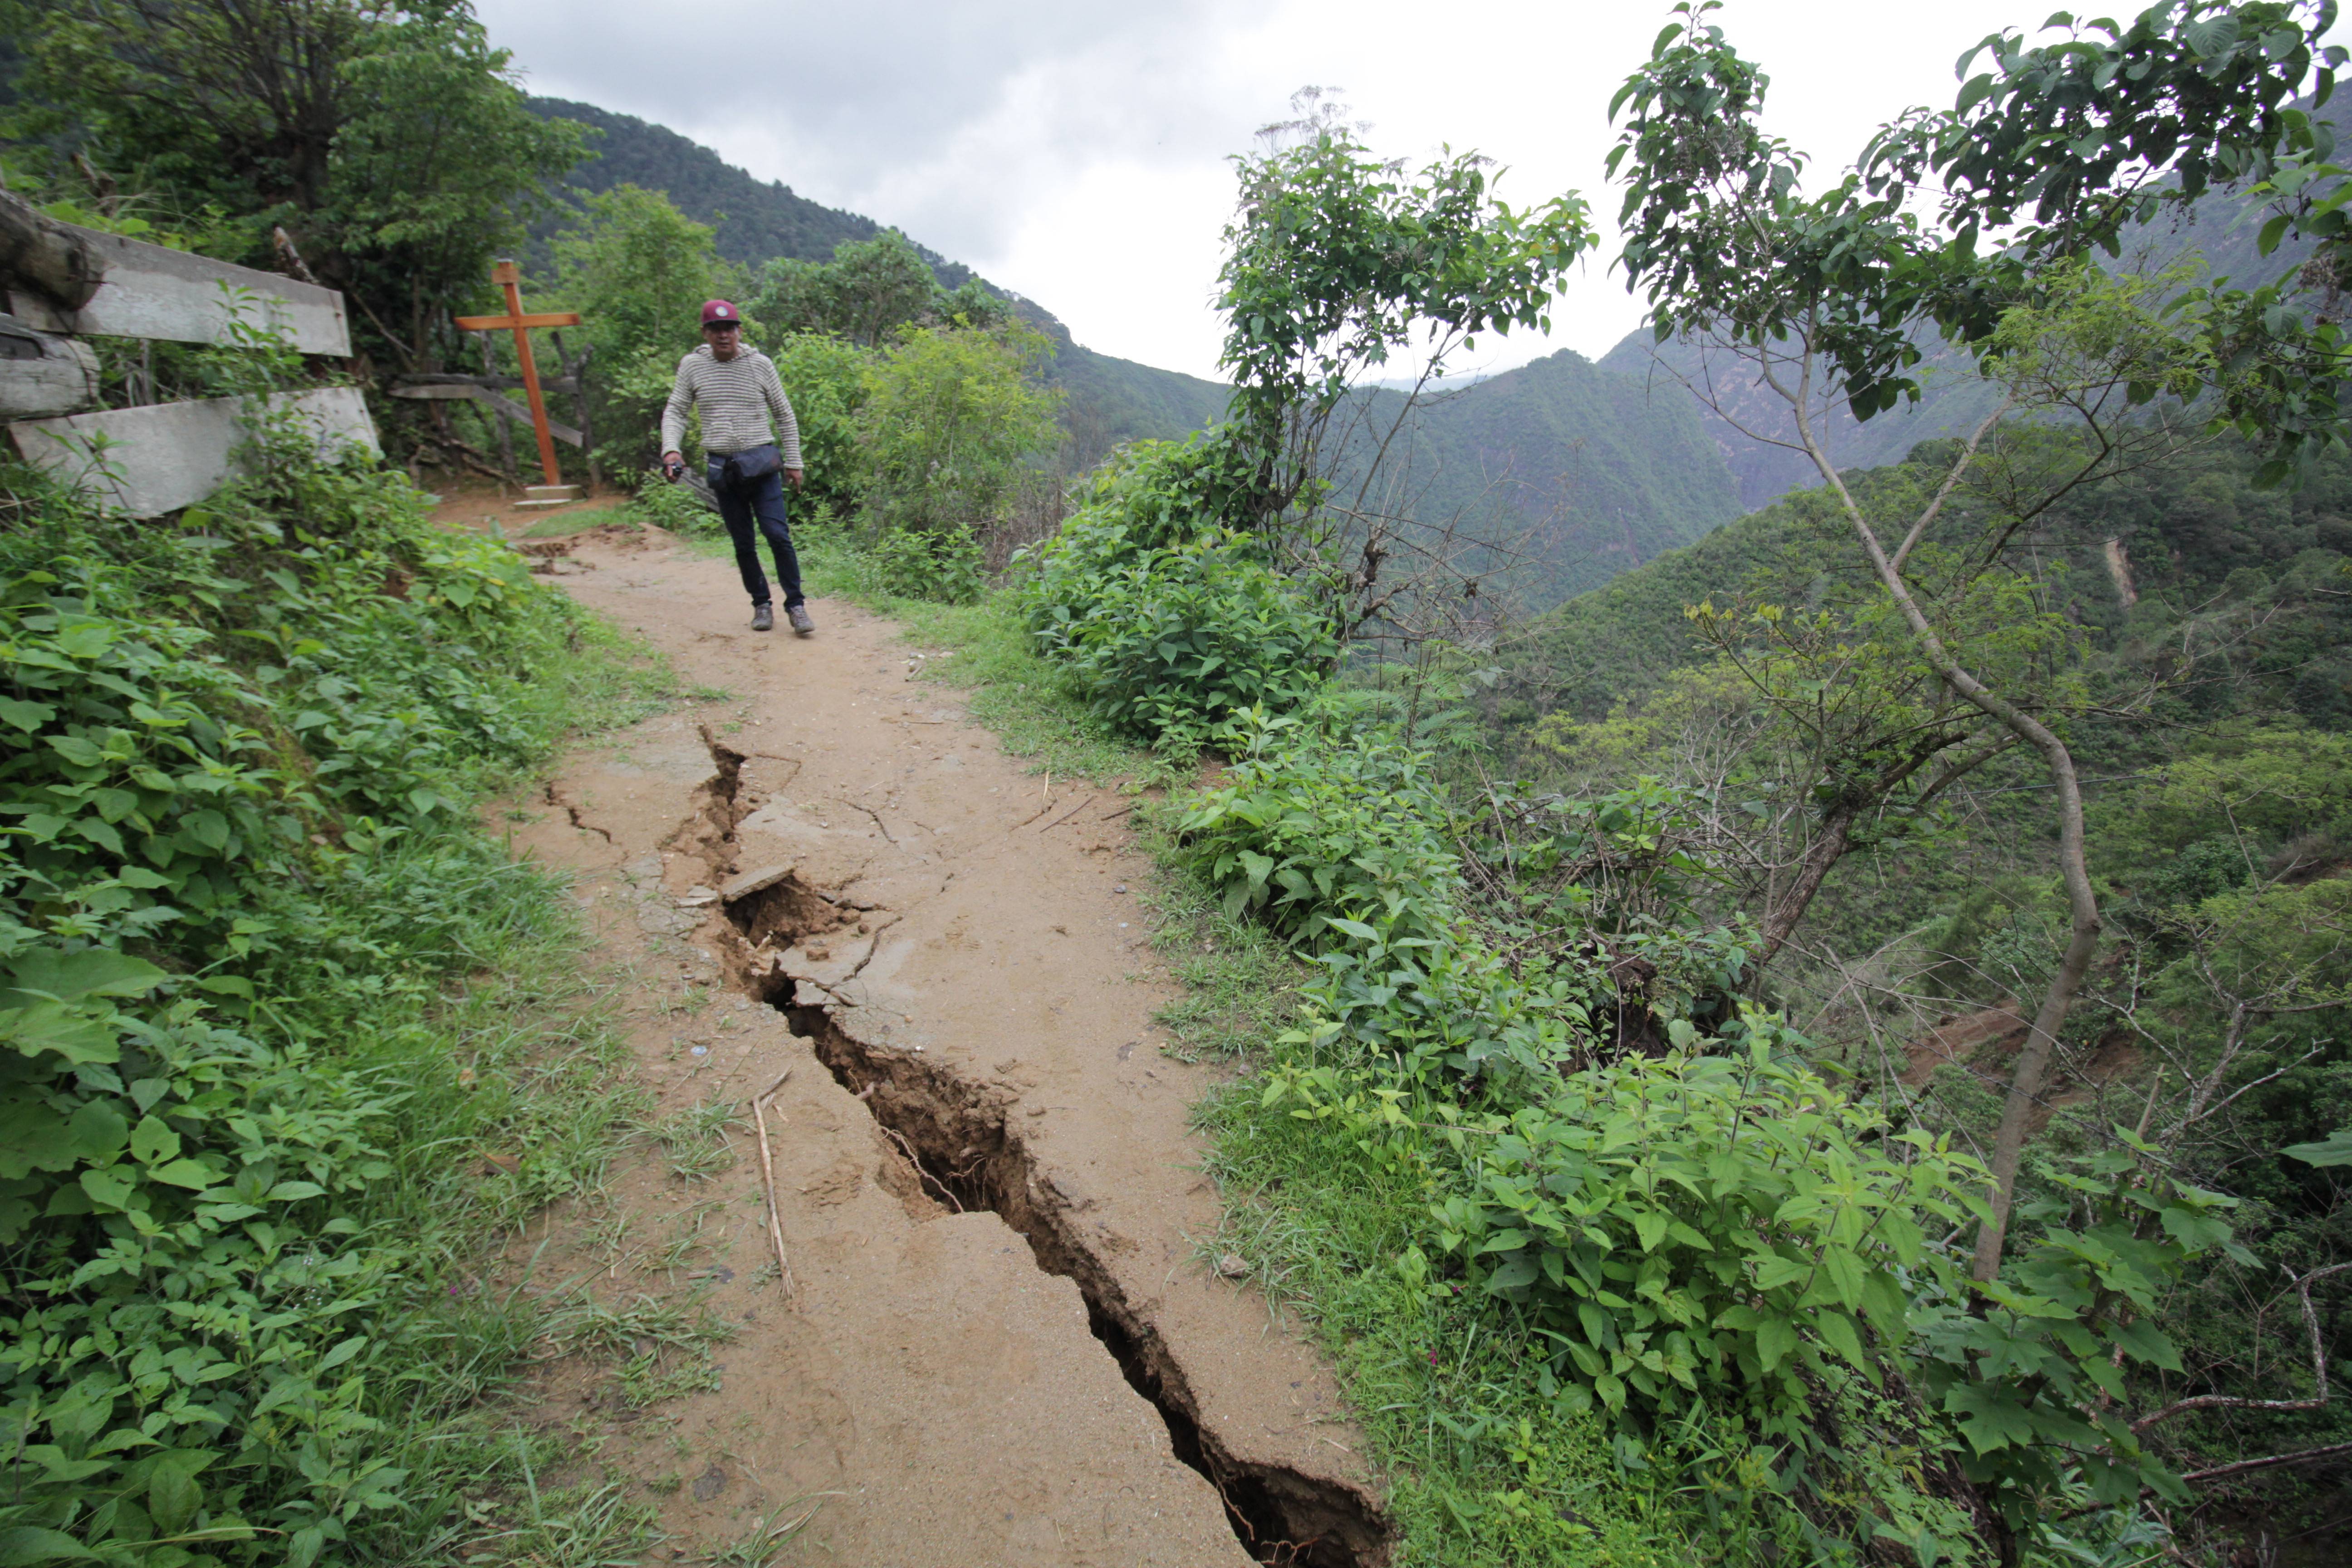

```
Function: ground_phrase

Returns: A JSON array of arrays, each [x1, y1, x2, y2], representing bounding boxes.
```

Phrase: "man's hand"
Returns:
[[786, 468, 804, 492], [661, 449, 685, 483]]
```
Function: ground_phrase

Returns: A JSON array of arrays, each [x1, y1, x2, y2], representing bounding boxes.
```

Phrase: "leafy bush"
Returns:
[[1173, 710, 1457, 941], [1914, 1137, 2249, 1535], [857, 323, 1060, 554], [764, 332, 872, 514], [865, 521, 986, 604], [1021, 436, 1336, 742]]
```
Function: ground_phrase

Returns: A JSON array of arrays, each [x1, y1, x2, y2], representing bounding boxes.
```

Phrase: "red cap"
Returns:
[[701, 299, 740, 326]]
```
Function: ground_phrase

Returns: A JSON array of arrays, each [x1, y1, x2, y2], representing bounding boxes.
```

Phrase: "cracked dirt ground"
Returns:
[[499, 523, 1387, 1566]]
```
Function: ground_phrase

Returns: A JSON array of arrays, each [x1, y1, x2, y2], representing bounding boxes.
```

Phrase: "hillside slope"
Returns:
[[1502, 433, 2352, 724], [1323, 349, 1742, 610]]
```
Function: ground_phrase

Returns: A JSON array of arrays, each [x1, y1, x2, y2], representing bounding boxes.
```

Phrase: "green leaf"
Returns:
[[0, 698, 55, 730], [1944, 1382, 2037, 1454], [1754, 1314, 1798, 1372], [79, 1166, 136, 1211], [148, 1465, 201, 1536], [130, 1115, 181, 1166], [2283, 1128, 2352, 1167], [0, 1100, 76, 1179], [0, 1002, 122, 1066], [318, 1335, 369, 1371], [148, 1158, 220, 1191], [6, 949, 169, 1004], [0, 1526, 100, 1564], [1812, 1309, 1872, 1375], [1818, 1245, 1866, 1308]]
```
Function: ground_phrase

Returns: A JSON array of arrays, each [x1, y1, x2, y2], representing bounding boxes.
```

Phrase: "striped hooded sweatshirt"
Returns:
[[659, 343, 804, 466]]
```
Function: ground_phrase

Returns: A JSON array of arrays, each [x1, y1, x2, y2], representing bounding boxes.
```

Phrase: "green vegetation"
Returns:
[[5, 0, 582, 377], [0, 427, 672, 1566], [1331, 348, 1742, 607], [1020, 436, 1336, 742]]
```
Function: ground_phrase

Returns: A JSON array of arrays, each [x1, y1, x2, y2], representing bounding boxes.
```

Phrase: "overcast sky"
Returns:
[[474, 0, 2074, 382]]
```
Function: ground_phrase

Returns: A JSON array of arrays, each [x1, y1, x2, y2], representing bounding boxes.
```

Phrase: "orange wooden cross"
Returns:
[[454, 259, 581, 487]]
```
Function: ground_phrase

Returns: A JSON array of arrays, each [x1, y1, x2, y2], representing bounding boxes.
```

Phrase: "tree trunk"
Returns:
[[1786, 388, 2102, 1282], [1751, 800, 1859, 977]]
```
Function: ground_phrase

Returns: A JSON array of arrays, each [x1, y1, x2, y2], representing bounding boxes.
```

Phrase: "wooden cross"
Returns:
[[454, 260, 580, 488]]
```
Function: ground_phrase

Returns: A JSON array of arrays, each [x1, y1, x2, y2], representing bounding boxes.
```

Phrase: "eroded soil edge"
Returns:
[[682, 726, 1389, 1568]]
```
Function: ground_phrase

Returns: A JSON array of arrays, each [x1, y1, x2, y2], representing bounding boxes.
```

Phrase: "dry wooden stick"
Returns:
[[1037, 796, 1095, 834], [750, 1069, 795, 1296]]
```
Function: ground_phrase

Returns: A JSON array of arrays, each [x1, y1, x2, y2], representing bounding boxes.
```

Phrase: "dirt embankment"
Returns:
[[498, 524, 1390, 1566]]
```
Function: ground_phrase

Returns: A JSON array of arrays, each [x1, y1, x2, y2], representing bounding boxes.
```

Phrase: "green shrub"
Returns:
[[1172, 709, 1457, 942], [0, 442, 655, 1565], [1021, 436, 1336, 742], [866, 520, 986, 604], [629, 473, 720, 535], [1913, 1137, 2249, 1535], [1262, 1016, 1995, 1563]]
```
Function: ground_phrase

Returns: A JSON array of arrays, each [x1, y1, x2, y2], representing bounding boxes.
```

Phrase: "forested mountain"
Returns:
[[1601, 175, 2331, 509], [524, 98, 973, 281], [1333, 348, 1744, 608], [1501, 434, 2352, 724]]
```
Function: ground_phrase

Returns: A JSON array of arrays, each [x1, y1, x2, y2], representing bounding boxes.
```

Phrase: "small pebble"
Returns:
[[690, 1045, 709, 1056], [1115, 884, 1128, 893]]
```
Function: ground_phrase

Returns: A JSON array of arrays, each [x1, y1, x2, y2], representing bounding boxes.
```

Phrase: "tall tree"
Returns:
[[7, 0, 583, 371], [755, 231, 945, 348], [1609, 0, 2346, 1277], [1215, 91, 1595, 639]]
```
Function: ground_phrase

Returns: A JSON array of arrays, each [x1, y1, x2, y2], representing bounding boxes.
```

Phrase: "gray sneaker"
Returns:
[[750, 603, 774, 632], [786, 604, 815, 635]]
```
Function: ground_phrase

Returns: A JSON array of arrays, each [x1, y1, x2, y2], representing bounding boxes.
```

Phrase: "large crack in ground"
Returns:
[[683, 728, 1389, 1568]]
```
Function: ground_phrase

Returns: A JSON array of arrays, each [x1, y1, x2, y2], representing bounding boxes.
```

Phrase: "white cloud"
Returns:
[[474, 0, 2152, 380]]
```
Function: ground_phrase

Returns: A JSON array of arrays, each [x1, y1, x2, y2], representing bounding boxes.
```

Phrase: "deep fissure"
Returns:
[[771, 993, 1376, 1568], [691, 733, 1386, 1566]]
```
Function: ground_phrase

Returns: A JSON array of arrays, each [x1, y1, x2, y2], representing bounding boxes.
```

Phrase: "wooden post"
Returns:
[[551, 329, 599, 491], [453, 260, 582, 504]]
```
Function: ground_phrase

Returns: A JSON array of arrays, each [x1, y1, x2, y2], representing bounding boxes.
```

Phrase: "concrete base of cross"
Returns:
[[515, 483, 584, 509]]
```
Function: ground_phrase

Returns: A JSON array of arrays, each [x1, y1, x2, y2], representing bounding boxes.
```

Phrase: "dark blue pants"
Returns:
[[708, 457, 803, 608]]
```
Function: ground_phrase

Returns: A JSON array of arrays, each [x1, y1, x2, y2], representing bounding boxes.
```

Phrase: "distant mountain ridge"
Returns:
[[1334, 350, 1743, 608]]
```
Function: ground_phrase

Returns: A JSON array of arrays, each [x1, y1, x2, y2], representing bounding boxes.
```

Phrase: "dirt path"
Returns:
[[497, 520, 1388, 1566]]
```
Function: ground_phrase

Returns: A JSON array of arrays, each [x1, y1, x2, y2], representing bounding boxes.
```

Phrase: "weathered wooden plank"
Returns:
[[385, 380, 582, 446], [474, 387, 584, 447], [0, 193, 101, 311], [395, 372, 579, 393], [3, 213, 350, 356], [0, 313, 101, 419], [10, 387, 379, 517]]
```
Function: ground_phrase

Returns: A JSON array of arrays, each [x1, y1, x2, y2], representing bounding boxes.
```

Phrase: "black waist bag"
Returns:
[[715, 443, 783, 488]]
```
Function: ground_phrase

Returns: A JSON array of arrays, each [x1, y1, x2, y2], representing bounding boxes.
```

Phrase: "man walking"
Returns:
[[660, 299, 813, 634]]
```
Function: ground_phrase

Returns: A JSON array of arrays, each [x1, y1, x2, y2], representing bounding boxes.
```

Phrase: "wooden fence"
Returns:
[[0, 191, 378, 517]]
